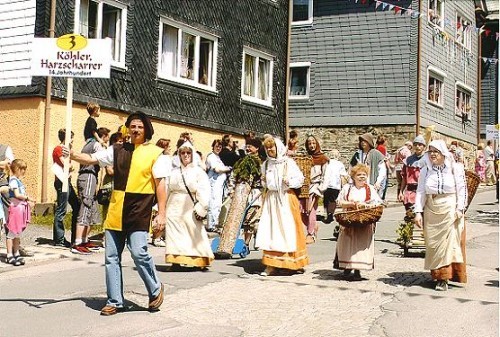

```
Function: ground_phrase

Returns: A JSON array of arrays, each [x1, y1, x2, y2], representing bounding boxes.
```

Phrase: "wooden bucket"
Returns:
[[291, 154, 313, 199]]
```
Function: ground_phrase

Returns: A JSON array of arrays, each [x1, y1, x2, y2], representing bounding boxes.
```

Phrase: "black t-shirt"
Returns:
[[84, 117, 98, 140], [219, 147, 241, 167]]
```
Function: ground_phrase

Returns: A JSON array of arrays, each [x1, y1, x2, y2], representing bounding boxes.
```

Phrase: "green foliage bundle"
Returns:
[[232, 155, 261, 184], [396, 221, 414, 246]]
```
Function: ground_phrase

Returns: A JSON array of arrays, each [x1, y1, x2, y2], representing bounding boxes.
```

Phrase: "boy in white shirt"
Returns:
[[320, 149, 349, 224]]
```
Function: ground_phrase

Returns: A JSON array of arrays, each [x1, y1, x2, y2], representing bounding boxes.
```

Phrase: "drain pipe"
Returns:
[[41, 0, 56, 203]]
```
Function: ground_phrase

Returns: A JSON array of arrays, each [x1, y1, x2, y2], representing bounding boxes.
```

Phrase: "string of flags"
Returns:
[[348, 0, 500, 41], [482, 57, 498, 65]]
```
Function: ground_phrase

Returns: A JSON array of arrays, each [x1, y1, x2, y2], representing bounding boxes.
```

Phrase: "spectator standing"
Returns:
[[68, 111, 167, 316], [475, 143, 486, 182], [5, 159, 33, 266], [484, 140, 496, 185], [0, 143, 15, 224], [72, 127, 110, 255], [84, 103, 106, 145], [319, 149, 348, 224], [398, 135, 426, 210], [52, 129, 80, 248], [205, 139, 231, 232], [286, 130, 299, 156]]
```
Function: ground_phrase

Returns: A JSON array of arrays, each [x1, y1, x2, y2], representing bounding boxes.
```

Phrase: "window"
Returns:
[[427, 69, 445, 107], [241, 48, 274, 106], [292, 0, 313, 25], [289, 62, 310, 99], [158, 19, 218, 90], [456, 14, 472, 50], [428, 0, 444, 29], [455, 84, 472, 119], [76, 0, 127, 67]]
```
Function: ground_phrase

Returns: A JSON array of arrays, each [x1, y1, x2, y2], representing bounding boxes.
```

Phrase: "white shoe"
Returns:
[[153, 238, 166, 247]]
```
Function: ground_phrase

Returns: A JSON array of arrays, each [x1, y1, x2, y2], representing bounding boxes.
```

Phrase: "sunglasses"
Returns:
[[180, 151, 192, 155]]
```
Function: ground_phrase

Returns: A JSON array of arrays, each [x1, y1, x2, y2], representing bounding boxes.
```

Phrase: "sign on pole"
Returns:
[[31, 34, 111, 192], [486, 124, 499, 140]]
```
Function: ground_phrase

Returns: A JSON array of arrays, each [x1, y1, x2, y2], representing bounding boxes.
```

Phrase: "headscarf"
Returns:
[[423, 139, 455, 169], [305, 135, 329, 166], [266, 137, 288, 164], [177, 141, 196, 167], [125, 111, 154, 141]]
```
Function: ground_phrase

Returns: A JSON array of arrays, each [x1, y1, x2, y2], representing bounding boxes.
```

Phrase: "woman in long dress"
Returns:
[[334, 164, 382, 280], [256, 137, 309, 276], [164, 142, 214, 270], [414, 140, 467, 291]]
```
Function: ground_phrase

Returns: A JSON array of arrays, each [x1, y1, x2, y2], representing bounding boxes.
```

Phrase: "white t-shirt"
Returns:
[[322, 159, 347, 190]]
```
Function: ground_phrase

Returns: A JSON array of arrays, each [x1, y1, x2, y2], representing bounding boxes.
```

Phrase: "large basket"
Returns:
[[334, 205, 384, 228], [292, 154, 313, 199], [465, 170, 480, 211]]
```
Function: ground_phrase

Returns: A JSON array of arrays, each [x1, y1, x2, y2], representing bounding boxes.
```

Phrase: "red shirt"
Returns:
[[52, 145, 64, 167], [376, 144, 387, 156]]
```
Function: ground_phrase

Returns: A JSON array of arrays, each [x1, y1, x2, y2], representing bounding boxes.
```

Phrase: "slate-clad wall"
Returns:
[[418, 0, 478, 143], [3, 0, 289, 137], [289, 0, 416, 127], [480, 36, 498, 135]]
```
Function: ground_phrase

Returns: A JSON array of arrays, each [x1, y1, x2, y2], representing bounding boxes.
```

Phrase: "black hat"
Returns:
[[125, 111, 154, 141], [246, 138, 262, 149]]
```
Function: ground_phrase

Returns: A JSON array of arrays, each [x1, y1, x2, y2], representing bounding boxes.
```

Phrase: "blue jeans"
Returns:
[[105, 230, 161, 308], [53, 179, 80, 244]]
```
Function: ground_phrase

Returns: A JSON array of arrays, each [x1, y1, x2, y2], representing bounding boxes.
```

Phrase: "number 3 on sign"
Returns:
[[56, 34, 87, 51]]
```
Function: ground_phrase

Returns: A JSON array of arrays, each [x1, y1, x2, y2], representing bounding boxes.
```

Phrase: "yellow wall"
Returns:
[[0, 97, 241, 204]]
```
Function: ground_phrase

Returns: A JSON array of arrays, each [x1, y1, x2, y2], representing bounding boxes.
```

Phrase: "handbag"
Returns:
[[180, 167, 206, 221], [96, 185, 112, 205]]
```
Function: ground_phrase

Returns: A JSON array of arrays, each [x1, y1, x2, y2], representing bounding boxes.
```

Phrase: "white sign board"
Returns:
[[485, 124, 499, 140], [31, 36, 111, 78]]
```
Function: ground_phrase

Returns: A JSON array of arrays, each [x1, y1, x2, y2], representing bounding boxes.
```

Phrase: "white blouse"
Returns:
[[414, 162, 467, 213], [262, 157, 304, 191]]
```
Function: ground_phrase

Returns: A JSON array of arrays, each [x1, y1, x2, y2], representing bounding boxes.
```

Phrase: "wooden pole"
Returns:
[[62, 77, 73, 193]]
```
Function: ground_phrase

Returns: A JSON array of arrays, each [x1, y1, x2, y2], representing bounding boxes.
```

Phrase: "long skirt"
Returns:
[[261, 191, 309, 270], [424, 193, 466, 283], [334, 223, 375, 271]]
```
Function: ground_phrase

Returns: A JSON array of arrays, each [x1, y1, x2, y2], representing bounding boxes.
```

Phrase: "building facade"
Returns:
[[289, 0, 481, 162], [0, 0, 290, 203]]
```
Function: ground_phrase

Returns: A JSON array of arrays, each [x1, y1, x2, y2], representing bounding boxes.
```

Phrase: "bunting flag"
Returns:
[[482, 57, 498, 65], [348, 0, 497, 38]]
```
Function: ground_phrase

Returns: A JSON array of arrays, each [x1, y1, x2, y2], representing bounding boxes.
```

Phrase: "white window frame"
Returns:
[[74, 0, 127, 68], [157, 18, 218, 92], [455, 13, 472, 50], [428, 0, 444, 30], [455, 82, 474, 119], [292, 0, 313, 26], [289, 62, 310, 100], [241, 47, 274, 107], [427, 67, 446, 108]]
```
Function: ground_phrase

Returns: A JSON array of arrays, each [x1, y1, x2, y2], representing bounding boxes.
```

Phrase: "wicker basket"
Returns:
[[334, 205, 384, 228], [292, 154, 313, 199], [465, 170, 480, 211]]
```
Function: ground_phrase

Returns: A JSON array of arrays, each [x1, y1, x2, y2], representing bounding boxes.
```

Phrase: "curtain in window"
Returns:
[[103, 5, 120, 61], [258, 58, 269, 100], [199, 39, 211, 85], [79, 0, 89, 36], [244, 54, 254, 96], [161, 25, 178, 77], [181, 32, 195, 80]]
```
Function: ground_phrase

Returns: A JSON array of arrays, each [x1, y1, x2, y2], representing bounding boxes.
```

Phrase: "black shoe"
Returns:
[[324, 213, 334, 224], [54, 240, 71, 248]]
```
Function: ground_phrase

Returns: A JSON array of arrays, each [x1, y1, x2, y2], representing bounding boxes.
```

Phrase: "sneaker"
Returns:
[[71, 244, 92, 255], [14, 256, 25, 265], [7, 256, 21, 266], [153, 238, 166, 247], [82, 241, 101, 251], [148, 283, 164, 311], [100, 305, 122, 316], [54, 240, 71, 248]]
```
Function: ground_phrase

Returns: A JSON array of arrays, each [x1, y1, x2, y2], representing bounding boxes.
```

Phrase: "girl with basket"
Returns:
[[334, 164, 382, 280]]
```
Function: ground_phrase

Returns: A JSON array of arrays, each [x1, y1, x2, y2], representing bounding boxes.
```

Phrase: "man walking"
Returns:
[[67, 112, 167, 315]]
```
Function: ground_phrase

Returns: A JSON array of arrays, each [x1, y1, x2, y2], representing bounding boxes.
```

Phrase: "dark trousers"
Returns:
[[53, 179, 80, 244]]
